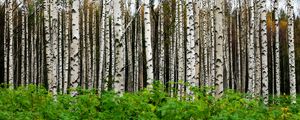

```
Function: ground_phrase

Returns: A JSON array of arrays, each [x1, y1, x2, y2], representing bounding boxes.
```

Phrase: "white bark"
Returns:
[[104, 0, 110, 91], [21, 5, 26, 86], [45, 0, 54, 93], [236, 0, 241, 91], [50, 0, 59, 97], [82, 3, 87, 89], [58, 10, 63, 94], [8, 0, 13, 89], [177, 0, 184, 98], [209, 0, 215, 90], [261, 0, 269, 104], [86, 1, 92, 89], [287, 0, 296, 104], [113, 0, 125, 93], [4, 2, 7, 86], [98, 0, 107, 91], [144, 0, 154, 88], [195, 0, 201, 88], [159, 4, 164, 84], [248, 0, 255, 96], [63, 0, 70, 94], [274, 0, 280, 97], [203, 0, 209, 87], [134, 0, 140, 92], [215, 0, 224, 98], [254, 0, 262, 96], [186, 0, 196, 97], [91, 0, 99, 89], [70, 0, 80, 97]]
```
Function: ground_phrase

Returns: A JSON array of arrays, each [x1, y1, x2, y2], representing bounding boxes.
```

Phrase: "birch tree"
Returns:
[[8, 0, 13, 89], [261, 0, 268, 104], [113, 0, 125, 93], [177, 0, 184, 98], [144, 0, 154, 88], [195, 0, 201, 88], [63, 0, 70, 94], [274, 0, 280, 97], [203, 0, 209, 87], [98, 0, 107, 91], [3, 0, 7, 86], [215, 0, 224, 98], [70, 0, 80, 97], [50, 0, 59, 97], [287, 0, 296, 104], [254, 0, 262, 96], [186, 0, 196, 96], [248, 0, 255, 96], [209, 0, 215, 89], [21, 3, 26, 85]]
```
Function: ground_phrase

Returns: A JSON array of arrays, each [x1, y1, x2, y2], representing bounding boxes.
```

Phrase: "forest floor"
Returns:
[[0, 84, 299, 120]]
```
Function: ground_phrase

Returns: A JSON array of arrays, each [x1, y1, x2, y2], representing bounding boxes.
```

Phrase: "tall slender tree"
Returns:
[[8, 0, 13, 89], [144, 0, 154, 88], [70, 0, 80, 97], [254, 0, 262, 96], [287, 0, 296, 104], [261, 0, 269, 104], [177, 0, 185, 98], [248, 0, 255, 96], [186, 0, 196, 97], [274, 0, 280, 97], [215, 0, 224, 98], [113, 0, 125, 93]]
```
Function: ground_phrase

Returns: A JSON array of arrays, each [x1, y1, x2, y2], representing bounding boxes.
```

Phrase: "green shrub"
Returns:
[[0, 84, 299, 120]]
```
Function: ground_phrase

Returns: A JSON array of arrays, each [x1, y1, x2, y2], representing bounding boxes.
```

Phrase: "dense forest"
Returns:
[[0, 0, 300, 108]]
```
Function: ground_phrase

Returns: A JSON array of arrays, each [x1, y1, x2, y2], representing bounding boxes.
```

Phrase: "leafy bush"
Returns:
[[0, 84, 299, 120]]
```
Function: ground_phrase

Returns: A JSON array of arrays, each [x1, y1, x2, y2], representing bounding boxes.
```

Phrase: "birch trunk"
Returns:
[[63, 0, 70, 94], [21, 5, 26, 86], [8, 0, 13, 89], [4, 1, 7, 86], [70, 0, 80, 96], [81, 2, 86, 89], [50, 0, 59, 97], [86, 1, 92, 89], [248, 0, 255, 96], [159, 4, 164, 84], [98, 0, 107, 91], [215, 0, 224, 98], [236, 0, 241, 91], [209, 0, 215, 90], [241, 0, 248, 92], [186, 0, 196, 97], [32, 2, 37, 85], [274, 0, 280, 97], [254, 0, 262, 96], [261, 0, 269, 104], [113, 0, 125, 93], [45, 0, 54, 92], [58, 9, 63, 93], [104, 0, 110, 90], [177, 0, 184, 99], [144, 0, 154, 88], [133, 0, 140, 92], [203, 0, 209, 87], [195, 0, 200, 88], [287, 0, 296, 104]]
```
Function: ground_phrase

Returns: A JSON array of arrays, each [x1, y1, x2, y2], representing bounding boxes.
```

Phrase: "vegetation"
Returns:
[[0, 83, 300, 120]]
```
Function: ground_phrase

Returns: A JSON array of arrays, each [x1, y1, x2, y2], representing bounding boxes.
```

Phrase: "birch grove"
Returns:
[[0, 0, 299, 104]]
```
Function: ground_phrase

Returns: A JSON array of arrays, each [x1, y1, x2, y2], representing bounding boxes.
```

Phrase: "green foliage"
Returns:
[[0, 84, 299, 120]]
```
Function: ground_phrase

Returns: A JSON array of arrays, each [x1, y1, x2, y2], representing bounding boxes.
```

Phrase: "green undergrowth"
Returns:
[[0, 83, 299, 120]]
